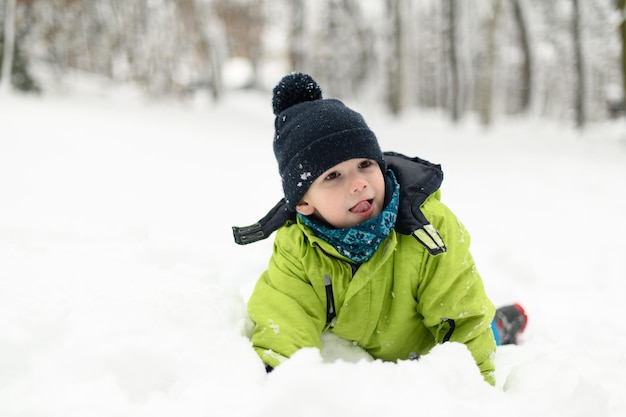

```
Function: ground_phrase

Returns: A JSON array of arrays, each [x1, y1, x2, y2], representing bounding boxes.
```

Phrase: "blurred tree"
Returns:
[[511, 0, 532, 113], [313, 0, 375, 99], [214, 0, 264, 88], [478, 0, 503, 126], [386, 0, 405, 115], [1, 0, 17, 92], [446, 0, 461, 122], [413, 2, 446, 110], [1, 0, 38, 92], [287, 0, 308, 72], [336, 0, 375, 95], [572, 0, 586, 128], [619, 0, 626, 107], [176, 0, 222, 100], [0, 35, 39, 92]]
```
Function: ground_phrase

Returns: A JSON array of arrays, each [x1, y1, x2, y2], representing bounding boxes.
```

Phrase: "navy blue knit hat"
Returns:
[[272, 73, 385, 211]]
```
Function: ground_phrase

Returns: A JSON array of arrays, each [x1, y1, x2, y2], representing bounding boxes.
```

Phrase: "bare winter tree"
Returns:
[[478, 0, 503, 126], [1, 0, 17, 92], [287, 0, 308, 72], [413, 2, 451, 110], [618, 0, 626, 108], [446, 0, 461, 122], [176, 0, 222, 100], [572, 0, 586, 128], [511, 0, 533, 113], [311, 0, 375, 99], [338, 0, 375, 93], [386, 0, 405, 115], [214, 0, 264, 89]]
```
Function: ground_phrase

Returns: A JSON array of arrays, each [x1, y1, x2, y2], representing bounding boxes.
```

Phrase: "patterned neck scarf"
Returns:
[[298, 170, 399, 263]]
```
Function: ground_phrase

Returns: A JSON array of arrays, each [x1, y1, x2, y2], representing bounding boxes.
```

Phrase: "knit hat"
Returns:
[[272, 73, 385, 211]]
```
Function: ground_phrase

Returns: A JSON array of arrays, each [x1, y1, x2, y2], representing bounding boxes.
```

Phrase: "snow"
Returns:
[[1, 87, 626, 417]]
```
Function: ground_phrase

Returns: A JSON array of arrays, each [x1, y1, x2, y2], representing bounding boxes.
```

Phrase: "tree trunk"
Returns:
[[247, 0, 263, 89], [176, 0, 222, 100], [340, 0, 374, 93], [288, 0, 307, 72], [447, 0, 461, 122], [572, 0, 586, 128], [479, 0, 502, 126], [1, 0, 18, 93], [386, 0, 404, 116], [618, 0, 626, 108], [511, 0, 532, 113]]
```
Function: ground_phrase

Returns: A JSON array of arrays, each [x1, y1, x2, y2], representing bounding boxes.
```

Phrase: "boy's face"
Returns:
[[295, 158, 385, 229]]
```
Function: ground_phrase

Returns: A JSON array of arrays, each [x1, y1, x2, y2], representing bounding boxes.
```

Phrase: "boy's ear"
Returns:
[[295, 200, 315, 216]]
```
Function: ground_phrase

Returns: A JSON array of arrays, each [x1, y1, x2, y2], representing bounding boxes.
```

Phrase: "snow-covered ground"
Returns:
[[1, 86, 625, 417]]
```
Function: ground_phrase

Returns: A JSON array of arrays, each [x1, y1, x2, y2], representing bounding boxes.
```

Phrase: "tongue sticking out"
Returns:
[[351, 200, 372, 214]]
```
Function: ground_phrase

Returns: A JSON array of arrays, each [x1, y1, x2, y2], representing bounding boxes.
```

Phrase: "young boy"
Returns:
[[233, 73, 526, 385]]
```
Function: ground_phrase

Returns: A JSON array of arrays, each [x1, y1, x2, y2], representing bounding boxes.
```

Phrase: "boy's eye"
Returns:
[[325, 172, 339, 181], [359, 160, 372, 169]]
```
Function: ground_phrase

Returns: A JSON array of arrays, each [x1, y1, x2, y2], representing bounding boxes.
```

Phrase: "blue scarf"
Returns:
[[298, 170, 399, 263]]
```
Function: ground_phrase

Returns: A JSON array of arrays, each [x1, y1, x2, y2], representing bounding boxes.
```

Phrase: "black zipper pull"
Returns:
[[441, 318, 456, 343], [324, 275, 337, 327]]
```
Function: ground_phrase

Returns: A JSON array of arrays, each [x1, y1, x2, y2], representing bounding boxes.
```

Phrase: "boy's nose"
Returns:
[[350, 177, 368, 193]]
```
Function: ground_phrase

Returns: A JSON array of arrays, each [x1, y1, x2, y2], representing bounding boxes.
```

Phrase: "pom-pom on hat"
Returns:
[[272, 72, 385, 211]]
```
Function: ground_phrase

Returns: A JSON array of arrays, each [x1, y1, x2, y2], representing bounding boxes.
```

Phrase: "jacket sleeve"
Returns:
[[416, 194, 497, 385], [247, 225, 327, 369]]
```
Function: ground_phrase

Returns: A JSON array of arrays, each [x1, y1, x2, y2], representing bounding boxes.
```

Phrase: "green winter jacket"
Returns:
[[244, 154, 497, 384]]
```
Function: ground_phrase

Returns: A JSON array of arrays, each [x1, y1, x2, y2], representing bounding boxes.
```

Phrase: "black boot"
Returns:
[[494, 303, 528, 345]]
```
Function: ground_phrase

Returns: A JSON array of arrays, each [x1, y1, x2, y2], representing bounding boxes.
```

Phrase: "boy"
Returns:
[[233, 73, 526, 385]]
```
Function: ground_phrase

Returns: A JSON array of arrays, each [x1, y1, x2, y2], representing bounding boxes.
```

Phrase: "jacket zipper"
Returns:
[[314, 243, 359, 329], [324, 274, 337, 328]]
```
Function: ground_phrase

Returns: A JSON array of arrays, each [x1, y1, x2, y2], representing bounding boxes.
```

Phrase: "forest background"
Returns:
[[2, 0, 626, 127]]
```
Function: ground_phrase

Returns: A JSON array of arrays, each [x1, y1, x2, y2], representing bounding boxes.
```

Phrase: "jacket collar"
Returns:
[[232, 152, 447, 255]]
